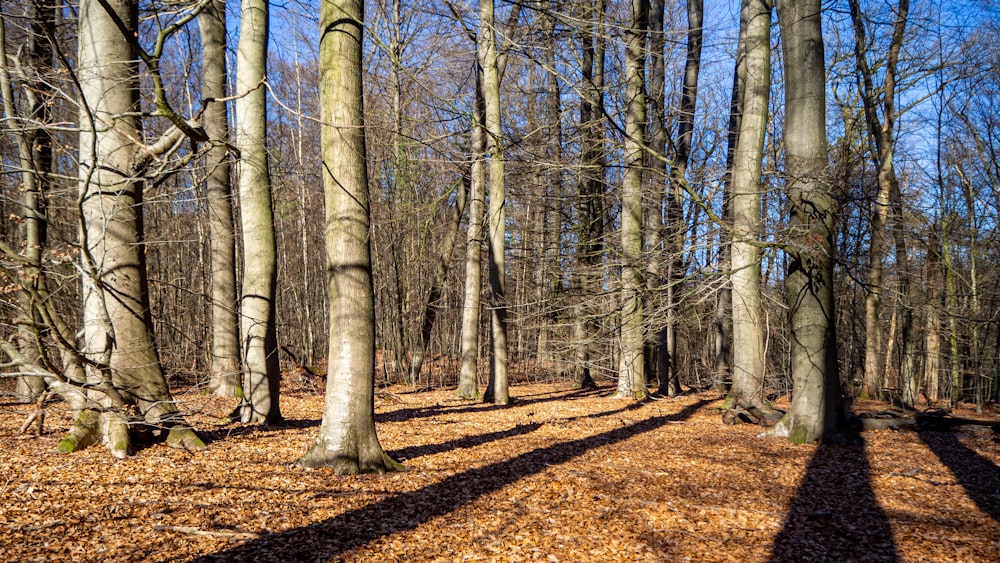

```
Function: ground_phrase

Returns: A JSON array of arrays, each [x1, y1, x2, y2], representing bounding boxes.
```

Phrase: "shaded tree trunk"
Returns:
[[480, 0, 509, 405]]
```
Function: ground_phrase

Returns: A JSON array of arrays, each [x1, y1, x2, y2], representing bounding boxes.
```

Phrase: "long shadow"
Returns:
[[388, 421, 542, 462], [769, 442, 898, 562], [376, 386, 613, 424], [919, 430, 1000, 522], [198, 419, 321, 444], [193, 399, 711, 562]]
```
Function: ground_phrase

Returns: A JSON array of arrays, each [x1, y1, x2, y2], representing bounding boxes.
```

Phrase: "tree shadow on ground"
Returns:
[[919, 430, 1000, 522], [193, 399, 711, 562], [198, 419, 321, 444], [388, 421, 542, 462], [376, 386, 613, 424], [769, 442, 898, 562]]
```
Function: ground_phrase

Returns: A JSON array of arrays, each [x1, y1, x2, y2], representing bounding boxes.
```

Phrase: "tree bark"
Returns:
[[615, 0, 648, 400], [76, 0, 203, 457], [727, 0, 770, 411], [297, 0, 401, 473], [199, 0, 241, 398], [234, 0, 281, 423], [480, 0, 509, 405], [769, 0, 845, 443]]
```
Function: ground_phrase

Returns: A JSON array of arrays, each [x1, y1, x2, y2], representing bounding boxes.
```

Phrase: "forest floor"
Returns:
[[1, 379, 999, 562]]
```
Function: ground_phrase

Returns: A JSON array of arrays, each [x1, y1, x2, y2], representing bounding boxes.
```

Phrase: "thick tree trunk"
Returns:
[[76, 0, 203, 457], [297, 0, 401, 473], [615, 0, 648, 400], [769, 0, 844, 443], [199, 0, 241, 398], [480, 0, 510, 405], [234, 0, 281, 423], [727, 0, 770, 411]]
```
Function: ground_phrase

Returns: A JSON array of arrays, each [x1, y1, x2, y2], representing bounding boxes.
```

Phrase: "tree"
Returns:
[[769, 0, 845, 443], [234, 0, 281, 423], [614, 0, 648, 400], [480, 0, 510, 405], [72, 0, 204, 457], [848, 0, 911, 402], [199, 0, 241, 397], [726, 0, 771, 411], [296, 0, 402, 473]]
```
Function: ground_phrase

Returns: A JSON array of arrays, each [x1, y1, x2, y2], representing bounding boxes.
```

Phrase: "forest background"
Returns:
[[1, 0, 1000, 449]]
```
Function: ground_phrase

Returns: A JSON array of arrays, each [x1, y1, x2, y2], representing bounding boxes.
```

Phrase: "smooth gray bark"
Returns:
[[769, 0, 844, 443], [297, 0, 401, 473], [199, 0, 241, 398], [727, 0, 771, 410], [234, 0, 281, 423]]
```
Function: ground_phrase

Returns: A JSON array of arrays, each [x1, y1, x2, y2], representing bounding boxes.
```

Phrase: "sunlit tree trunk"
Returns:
[[480, 0, 509, 405], [923, 226, 941, 403], [75, 0, 203, 457], [849, 0, 910, 402], [615, 0, 648, 400], [727, 0, 770, 411], [457, 66, 486, 400], [234, 0, 281, 423], [769, 0, 844, 443], [297, 0, 402, 473], [199, 0, 241, 398]]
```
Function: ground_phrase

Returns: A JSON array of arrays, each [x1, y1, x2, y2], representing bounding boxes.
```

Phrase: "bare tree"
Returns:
[[234, 0, 281, 423], [199, 0, 241, 397], [297, 0, 402, 473]]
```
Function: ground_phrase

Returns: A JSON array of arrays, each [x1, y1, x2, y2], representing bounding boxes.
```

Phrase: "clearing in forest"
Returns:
[[1, 382, 998, 562]]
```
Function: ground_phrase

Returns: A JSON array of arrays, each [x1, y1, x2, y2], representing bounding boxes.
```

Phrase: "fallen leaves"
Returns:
[[0, 383, 998, 562]]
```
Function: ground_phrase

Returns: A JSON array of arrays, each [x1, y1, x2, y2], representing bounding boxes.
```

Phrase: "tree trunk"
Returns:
[[199, 0, 241, 398], [923, 226, 942, 403], [727, 0, 770, 411], [480, 0, 510, 405], [1, 2, 52, 402], [76, 0, 203, 457], [769, 0, 844, 443], [297, 0, 401, 473], [615, 0, 648, 400], [234, 0, 281, 423], [457, 65, 486, 400]]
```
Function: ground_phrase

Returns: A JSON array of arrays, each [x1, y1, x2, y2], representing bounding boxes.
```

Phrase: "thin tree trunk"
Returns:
[[199, 0, 241, 398], [573, 0, 607, 390], [923, 227, 942, 403], [457, 64, 486, 400], [727, 0, 770, 411], [234, 0, 281, 423]]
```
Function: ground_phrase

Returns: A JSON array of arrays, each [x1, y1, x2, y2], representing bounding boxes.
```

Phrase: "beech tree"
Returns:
[[199, 0, 241, 398], [615, 0, 648, 399], [768, 0, 845, 443], [296, 0, 402, 473], [70, 0, 205, 457], [726, 0, 771, 411], [234, 0, 281, 423]]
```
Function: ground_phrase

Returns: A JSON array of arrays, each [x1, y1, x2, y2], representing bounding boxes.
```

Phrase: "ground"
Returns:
[[1, 381, 998, 562]]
